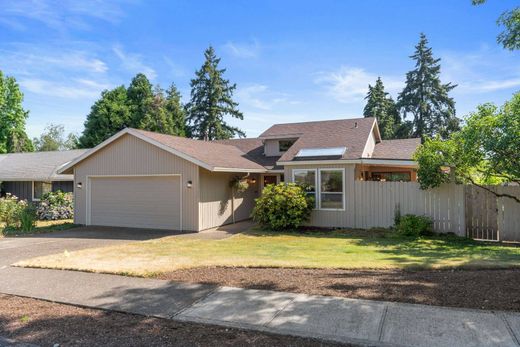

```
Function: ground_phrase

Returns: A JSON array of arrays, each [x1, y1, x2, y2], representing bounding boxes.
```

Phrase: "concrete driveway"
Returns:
[[0, 226, 184, 267]]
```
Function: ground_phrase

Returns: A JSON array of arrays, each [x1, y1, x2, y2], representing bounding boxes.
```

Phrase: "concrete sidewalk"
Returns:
[[1, 266, 519, 347]]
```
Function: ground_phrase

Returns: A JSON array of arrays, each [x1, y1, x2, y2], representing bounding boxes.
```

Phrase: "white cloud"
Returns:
[[0, 0, 130, 31], [223, 40, 261, 58], [236, 84, 300, 111], [314, 66, 403, 103], [441, 48, 520, 94], [113, 45, 157, 80], [20, 78, 110, 98]]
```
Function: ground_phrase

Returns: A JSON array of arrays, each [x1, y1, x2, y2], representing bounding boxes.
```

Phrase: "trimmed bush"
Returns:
[[36, 191, 74, 220], [252, 183, 314, 230], [396, 214, 433, 237]]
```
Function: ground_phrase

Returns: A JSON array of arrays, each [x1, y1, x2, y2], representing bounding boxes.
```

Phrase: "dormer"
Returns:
[[262, 137, 299, 157]]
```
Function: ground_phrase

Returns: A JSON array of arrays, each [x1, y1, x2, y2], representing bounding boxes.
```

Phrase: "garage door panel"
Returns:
[[90, 176, 180, 230]]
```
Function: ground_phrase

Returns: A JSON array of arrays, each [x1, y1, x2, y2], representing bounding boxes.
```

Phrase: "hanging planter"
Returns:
[[230, 176, 249, 193]]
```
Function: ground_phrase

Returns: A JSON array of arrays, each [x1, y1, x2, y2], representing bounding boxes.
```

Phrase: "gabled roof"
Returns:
[[214, 138, 282, 170], [372, 138, 421, 160], [260, 117, 379, 163], [59, 128, 266, 174], [0, 149, 87, 181]]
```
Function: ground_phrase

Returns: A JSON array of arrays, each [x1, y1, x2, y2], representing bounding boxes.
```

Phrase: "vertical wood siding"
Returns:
[[52, 181, 73, 193], [285, 164, 466, 235], [264, 139, 281, 156], [2, 181, 32, 201], [199, 170, 260, 230], [74, 134, 200, 231]]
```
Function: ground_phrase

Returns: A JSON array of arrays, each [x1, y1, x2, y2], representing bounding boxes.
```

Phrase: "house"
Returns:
[[58, 117, 421, 231], [0, 150, 88, 202]]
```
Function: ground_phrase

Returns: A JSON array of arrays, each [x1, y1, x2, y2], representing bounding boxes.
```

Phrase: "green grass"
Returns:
[[1, 219, 78, 236], [15, 228, 520, 276]]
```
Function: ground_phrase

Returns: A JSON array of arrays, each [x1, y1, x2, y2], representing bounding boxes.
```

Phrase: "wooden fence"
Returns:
[[351, 182, 520, 241]]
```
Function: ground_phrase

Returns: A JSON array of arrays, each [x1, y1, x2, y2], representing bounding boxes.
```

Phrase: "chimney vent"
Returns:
[[354, 122, 358, 128]]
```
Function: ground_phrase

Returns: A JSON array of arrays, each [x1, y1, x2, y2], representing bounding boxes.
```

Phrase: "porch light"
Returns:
[[186, 180, 193, 188], [250, 178, 257, 184], [76, 182, 83, 189]]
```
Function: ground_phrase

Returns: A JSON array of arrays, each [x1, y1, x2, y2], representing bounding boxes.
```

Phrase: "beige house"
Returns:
[[59, 117, 420, 231]]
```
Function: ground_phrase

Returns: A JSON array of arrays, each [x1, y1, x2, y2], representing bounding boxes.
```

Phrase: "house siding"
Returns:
[[1, 181, 73, 202], [73, 134, 200, 231], [264, 139, 281, 156], [362, 130, 377, 158], [199, 169, 260, 230], [284, 163, 357, 228], [52, 181, 74, 193]]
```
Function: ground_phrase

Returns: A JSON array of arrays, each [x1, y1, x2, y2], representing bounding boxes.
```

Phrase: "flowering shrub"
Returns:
[[252, 183, 314, 230], [0, 194, 27, 228], [36, 191, 74, 220]]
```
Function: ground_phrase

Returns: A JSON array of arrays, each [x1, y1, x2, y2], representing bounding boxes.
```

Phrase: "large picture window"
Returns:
[[293, 169, 316, 207], [292, 168, 345, 210], [33, 181, 52, 201], [319, 169, 344, 210]]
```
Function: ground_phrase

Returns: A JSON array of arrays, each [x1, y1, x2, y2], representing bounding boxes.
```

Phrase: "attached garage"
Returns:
[[88, 176, 181, 230], [59, 128, 266, 232]]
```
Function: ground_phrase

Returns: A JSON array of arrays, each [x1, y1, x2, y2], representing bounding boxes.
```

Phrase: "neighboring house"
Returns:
[[59, 117, 421, 231], [0, 150, 87, 202]]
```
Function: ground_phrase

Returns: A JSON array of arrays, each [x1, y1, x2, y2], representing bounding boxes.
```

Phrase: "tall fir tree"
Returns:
[[397, 33, 458, 139], [165, 83, 186, 136], [78, 86, 131, 148], [0, 71, 33, 153], [186, 46, 245, 140], [363, 77, 400, 139]]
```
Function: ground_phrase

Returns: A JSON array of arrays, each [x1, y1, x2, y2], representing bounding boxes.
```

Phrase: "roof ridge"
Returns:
[[268, 117, 372, 127]]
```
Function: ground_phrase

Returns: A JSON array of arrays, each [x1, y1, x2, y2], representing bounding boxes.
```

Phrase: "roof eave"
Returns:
[[277, 158, 417, 166]]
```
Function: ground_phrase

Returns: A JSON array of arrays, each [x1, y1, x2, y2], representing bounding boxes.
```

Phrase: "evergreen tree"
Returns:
[[363, 77, 400, 139], [397, 33, 458, 139], [78, 86, 131, 148], [127, 73, 154, 128], [165, 83, 186, 136], [186, 46, 245, 140], [0, 71, 33, 153]]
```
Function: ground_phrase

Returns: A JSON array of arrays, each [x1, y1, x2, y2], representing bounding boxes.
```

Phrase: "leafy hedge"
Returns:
[[395, 214, 433, 237], [36, 191, 74, 220], [252, 183, 314, 230]]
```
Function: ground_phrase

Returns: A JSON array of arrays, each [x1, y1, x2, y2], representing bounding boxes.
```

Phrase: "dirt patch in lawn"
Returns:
[[157, 267, 520, 312], [0, 294, 350, 347]]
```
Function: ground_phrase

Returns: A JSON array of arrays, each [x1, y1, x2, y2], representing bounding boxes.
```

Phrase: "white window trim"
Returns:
[[291, 168, 346, 211], [318, 168, 346, 211], [32, 181, 52, 202]]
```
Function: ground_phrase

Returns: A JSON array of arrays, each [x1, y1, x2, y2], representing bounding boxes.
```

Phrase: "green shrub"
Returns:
[[18, 205, 37, 232], [396, 214, 433, 237], [252, 183, 314, 230], [36, 191, 73, 220], [0, 194, 27, 228]]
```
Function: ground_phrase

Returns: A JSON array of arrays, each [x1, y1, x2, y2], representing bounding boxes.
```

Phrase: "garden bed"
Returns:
[[158, 267, 520, 312]]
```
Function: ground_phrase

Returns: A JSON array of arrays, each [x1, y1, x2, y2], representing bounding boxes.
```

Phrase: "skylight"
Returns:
[[295, 147, 347, 157]]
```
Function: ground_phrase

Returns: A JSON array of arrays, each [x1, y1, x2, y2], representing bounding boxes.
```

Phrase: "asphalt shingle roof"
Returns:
[[0, 149, 87, 181], [134, 129, 266, 171], [259, 117, 377, 162], [372, 138, 421, 160], [214, 138, 282, 170]]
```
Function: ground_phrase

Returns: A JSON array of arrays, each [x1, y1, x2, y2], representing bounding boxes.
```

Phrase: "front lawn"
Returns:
[[15, 228, 520, 275]]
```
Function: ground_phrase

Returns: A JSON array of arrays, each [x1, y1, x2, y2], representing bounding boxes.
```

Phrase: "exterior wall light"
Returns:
[[186, 180, 193, 188], [250, 178, 256, 184], [76, 182, 83, 189]]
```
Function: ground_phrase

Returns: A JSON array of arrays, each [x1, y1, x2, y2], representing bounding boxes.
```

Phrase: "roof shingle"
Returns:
[[372, 138, 421, 160]]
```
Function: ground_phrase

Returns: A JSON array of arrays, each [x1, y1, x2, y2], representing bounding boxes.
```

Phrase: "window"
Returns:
[[319, 169, 344, 210], [279, 140, 295, 152], [293, 169, 316, 208], [33, 181, 52, 201], [371, 172, 411, 182]]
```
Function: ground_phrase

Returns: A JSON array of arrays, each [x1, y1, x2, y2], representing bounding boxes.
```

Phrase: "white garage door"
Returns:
[[89, 176, 181, 230]]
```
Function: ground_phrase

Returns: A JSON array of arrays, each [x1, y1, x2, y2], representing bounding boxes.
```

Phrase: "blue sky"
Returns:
[[0, 0, 519, 138]]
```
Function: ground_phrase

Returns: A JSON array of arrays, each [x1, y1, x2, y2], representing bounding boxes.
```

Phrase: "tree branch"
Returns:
[[465, 175, 520, 204]]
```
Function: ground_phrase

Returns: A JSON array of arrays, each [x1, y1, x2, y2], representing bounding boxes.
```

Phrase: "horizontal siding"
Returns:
[[74, 134, 199, 231], [199, 170, 260, 230]]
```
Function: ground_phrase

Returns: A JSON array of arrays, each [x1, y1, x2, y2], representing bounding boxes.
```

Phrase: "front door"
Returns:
[[261, 175, 279, 190]]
